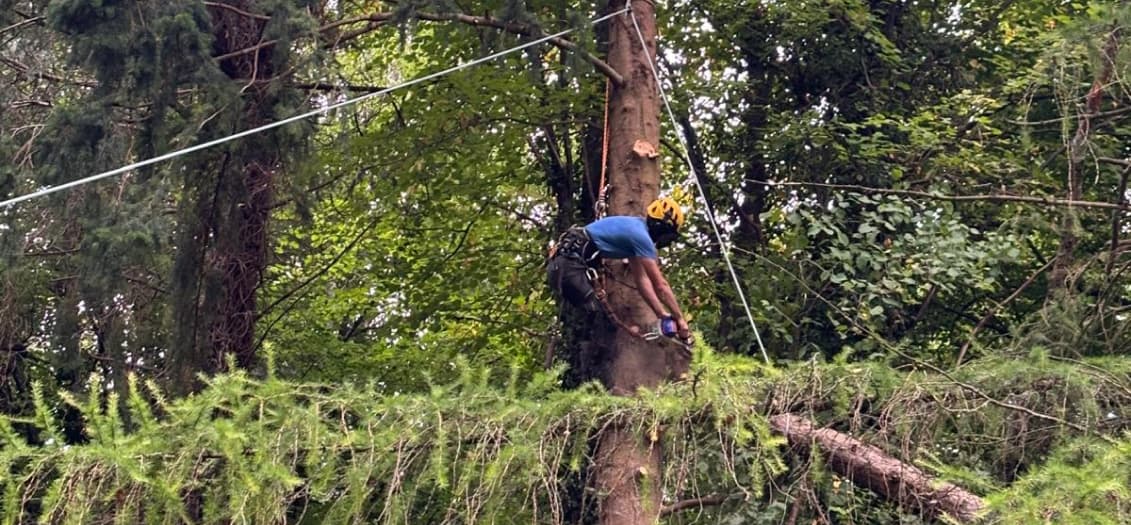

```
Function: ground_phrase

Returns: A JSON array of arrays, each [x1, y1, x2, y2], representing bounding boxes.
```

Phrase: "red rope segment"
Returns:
[[595, 78, 611, 218]]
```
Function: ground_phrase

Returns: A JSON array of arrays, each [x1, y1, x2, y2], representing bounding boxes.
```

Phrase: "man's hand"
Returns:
[[676, 317, 690, 340]]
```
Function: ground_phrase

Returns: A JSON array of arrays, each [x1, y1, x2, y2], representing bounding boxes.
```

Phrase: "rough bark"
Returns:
[[170, 1, 282, 394], [1050, 26, 1120, 292], [770, 414, 985, 524], [209, 1, 280, 372], [592, 2, 690, 524]]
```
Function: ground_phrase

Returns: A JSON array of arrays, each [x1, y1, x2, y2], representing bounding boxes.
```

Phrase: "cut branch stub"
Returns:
[[632, 140, 658, 159]]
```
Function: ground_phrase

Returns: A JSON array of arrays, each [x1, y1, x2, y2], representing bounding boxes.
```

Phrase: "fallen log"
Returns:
[[770, 414, 985, 523]]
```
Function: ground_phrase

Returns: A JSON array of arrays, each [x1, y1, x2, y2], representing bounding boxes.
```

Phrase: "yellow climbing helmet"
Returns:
[[646, 197, 685, 229]]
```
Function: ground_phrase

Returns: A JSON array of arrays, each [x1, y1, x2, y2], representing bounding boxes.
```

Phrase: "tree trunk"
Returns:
[[209, 1, 279, 372], [169, 1, 281, 394], [592, 2, 690, 524], [770, 414, 985, 523], [1050, 26, 1120, 292]]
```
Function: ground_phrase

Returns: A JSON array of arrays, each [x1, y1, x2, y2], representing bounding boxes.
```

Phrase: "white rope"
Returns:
[[0, 7, 630, 210], [627, 4, 771, 364]]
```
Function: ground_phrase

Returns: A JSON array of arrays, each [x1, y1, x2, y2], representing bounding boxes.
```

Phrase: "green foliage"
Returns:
[[988, 438, 1131, 524], [0, 353, 787, 524], [2, 340, 1130, 523], [787, 192, 1022, 339]]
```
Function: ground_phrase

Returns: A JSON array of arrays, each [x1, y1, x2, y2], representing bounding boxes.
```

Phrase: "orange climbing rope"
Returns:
[[595, 78, 611, 218]]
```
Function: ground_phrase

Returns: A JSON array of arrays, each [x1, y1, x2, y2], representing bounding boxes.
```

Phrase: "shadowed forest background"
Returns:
[[1, 0, 1130, 523]]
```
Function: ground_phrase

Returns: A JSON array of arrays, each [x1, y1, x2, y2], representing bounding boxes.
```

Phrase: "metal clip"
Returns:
[[594, 185, 610, 218], [585, 267, 599, 283]]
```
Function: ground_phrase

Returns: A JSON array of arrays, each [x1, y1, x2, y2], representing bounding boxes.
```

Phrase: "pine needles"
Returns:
[[1, 350, 1128, 524], [0, 355, 783, 524]]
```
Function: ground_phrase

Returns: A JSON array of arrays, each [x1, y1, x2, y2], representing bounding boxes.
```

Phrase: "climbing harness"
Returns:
[[550, 227, 600, 263], [547, 227, 603, 311]]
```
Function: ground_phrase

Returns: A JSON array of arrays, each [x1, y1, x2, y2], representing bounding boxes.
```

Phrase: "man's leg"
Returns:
[[548, 256, 602, 313]]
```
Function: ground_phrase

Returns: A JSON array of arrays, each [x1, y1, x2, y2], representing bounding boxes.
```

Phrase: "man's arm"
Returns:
[[629, 257, 669, 318], [628, 257, 690, 337]]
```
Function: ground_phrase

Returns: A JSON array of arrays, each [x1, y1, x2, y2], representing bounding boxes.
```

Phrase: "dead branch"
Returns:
[[751, 252, 1104, 439], [1009, 105, 1131, 126], [252, 215, 382, 349], [955, 259, 1054, 367], [770, 414, 985, 523], [202, 1, 271, 21], [0, 16, 43, 36], [9, 100, 51, 109], [291, 81, 389, 93], [449, 314, 548, 338], [659, 493, 730, 517], [918, 359, 1099, 437], [1107, 164, 1131, 273], [411, 11, 623, 86], [1097, 156, 1131, 167], [1052, 24, 1121, 291], [23, 248, 80, 257], [0, 57, 97, 88]]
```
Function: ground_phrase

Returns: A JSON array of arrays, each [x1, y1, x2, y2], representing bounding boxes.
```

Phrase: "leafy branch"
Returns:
[[212, 9, 624, 85]]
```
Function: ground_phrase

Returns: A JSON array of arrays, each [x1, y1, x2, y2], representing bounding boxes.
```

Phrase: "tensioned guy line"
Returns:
[[0, 7, 630, 209], [628, 3, 772, 365]]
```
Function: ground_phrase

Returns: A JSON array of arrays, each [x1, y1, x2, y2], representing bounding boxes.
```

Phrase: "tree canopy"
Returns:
[[2, 0, 1131, 523]]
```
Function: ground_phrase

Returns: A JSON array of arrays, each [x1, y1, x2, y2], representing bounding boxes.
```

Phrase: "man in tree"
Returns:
[[548, 197, 691, 340]]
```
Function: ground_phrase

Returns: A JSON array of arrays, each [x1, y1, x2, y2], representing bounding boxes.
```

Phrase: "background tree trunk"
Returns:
[[169, 0, 282, 394], [1050, 26, 1120, 293]]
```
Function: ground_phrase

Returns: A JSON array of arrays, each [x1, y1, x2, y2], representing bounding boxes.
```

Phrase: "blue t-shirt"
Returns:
[[585, 216, 657, 259]]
